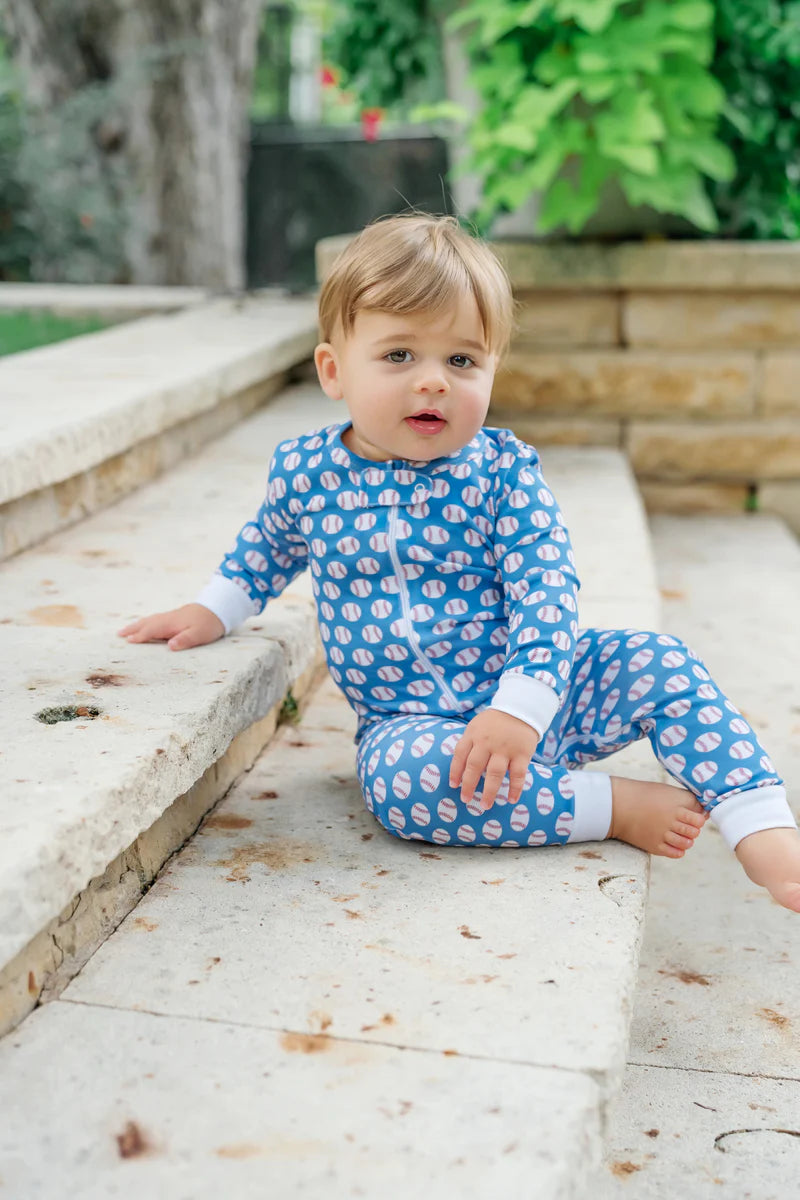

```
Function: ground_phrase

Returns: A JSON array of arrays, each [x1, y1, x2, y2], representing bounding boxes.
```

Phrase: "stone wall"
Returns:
[[489, 242, 800, 532]]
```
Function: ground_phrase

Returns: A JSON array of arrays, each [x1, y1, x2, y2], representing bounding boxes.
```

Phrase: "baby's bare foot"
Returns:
[[735, 827, 800, 913], [608, 776, 708, 858]]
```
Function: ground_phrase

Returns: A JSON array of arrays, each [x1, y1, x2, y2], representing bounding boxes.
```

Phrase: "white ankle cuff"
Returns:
[[566, 769, 613, 843], [710, 785, 797, 851]]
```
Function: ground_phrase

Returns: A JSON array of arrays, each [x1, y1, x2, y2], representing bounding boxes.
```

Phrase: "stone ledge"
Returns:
[[317, 234, 800, 292], [0, 293, 318, 506], [494, 240, 800, 292], [0, 657, 324, 1038], [0, 282, 211, 315], [0, 384, 333, 975]]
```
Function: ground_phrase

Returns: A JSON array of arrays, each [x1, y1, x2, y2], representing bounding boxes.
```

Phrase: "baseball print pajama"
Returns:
[[198, 421, 795, 855], [355, 625, 787, 850]]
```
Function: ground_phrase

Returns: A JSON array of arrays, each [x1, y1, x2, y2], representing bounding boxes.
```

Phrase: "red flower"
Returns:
[[361, 108, 385, 142], [320, 66, 339, 88]]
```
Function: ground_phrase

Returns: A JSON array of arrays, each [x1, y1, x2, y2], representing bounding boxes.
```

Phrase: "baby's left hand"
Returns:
[[449, 709, 540, 810]]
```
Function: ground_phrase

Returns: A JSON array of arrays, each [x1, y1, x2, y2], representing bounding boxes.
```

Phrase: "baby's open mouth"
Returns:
[[406, 410, 446, 434]]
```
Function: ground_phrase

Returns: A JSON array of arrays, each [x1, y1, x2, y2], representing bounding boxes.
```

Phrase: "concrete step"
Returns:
[[0, 291, 317, 560], [599, 513, 800, 1196], [0, 281, 210, 316], [0, 383, 331, 1032], [0, 383, 665, 1195]]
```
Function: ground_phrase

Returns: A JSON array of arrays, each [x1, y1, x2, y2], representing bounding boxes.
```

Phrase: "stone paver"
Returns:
[[0, 294, 317, 504], [599, 513, 800, 1195], [62, 675, 646, 1087], [0, 1000, 600, 1200], [0, 386, 329, 967]]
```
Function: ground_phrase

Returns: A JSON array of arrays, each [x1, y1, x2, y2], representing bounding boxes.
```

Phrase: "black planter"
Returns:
[[246, 123, 453, 290]]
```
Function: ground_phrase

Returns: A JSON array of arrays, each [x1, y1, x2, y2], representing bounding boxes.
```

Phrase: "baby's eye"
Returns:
[[385, 349, 412, 364], [449, 354, 474, 369]]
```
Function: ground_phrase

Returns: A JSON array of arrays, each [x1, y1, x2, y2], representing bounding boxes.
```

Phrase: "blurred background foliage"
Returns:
[[1, 1, 798, 283], [325, 0, 800, 239]]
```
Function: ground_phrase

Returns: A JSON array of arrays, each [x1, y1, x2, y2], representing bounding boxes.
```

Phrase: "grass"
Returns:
[[0, 309, 112, 357]]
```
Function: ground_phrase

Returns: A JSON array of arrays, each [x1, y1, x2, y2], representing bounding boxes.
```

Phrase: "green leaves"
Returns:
[[324, 0, 800, 242], [458, 0, 730, 235]]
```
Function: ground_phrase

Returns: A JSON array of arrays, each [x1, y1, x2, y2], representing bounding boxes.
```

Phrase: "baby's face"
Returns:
[[315, 294, 497, 463]]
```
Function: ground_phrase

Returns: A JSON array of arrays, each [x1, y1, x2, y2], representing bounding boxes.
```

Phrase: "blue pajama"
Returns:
[[355, 626, 781, 846], [200, 421, 788, 850]]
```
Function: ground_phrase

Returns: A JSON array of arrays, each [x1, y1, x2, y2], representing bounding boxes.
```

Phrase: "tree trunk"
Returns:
[[4, 0, 261, 287]]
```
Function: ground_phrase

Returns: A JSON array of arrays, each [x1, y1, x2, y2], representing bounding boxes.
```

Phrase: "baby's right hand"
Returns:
[[118, 603, 225, 652]]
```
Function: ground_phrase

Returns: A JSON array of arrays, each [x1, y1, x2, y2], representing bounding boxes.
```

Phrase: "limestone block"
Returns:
[[0, 661, 326, 1039], [0, 1002, 603, 1199], [0, 374, 287, 562], [493, 240, 800, 292], [639, 480, 749, 515], [513, 290, 620, 347], [488, 409, 622, 448], [758, 480, 800, 535], [625, 292, 800, 349], [627, 421, 800, 480], [0, 295, 318, 505], [0, 282, 209, 314], [494, 350, 755, 418], [760, 353, 800, 415]]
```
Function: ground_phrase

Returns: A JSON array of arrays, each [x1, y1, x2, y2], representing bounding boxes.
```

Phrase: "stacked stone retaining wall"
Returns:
[[487, 241, 800, 533]]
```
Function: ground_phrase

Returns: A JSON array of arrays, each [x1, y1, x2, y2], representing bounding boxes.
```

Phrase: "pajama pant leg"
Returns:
[[355, 627, 785, 848]]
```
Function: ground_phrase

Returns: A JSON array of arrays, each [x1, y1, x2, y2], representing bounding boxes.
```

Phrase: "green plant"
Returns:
[[0, 36, 35, 279], [449, 0, 736, 235], [0, 28, 130, 283], [710, 0, 800, 239], [325, 0, 444, 111]]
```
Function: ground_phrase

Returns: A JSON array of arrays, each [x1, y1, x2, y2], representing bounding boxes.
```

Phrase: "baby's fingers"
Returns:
[[118, 614, 177, 643], [480, 754, 510, 811], [167, 625, 212, 652], [449, 734, 473, 790], [117, 618, 145, 637]]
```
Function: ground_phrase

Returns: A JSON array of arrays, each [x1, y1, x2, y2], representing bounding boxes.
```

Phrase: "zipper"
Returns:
[[387, 505, 462, 711]]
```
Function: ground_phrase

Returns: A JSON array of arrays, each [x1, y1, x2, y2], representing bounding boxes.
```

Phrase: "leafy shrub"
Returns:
[[325, 0, 444, 110], [710, 0, 800, 239], [0, 30, 128, 283], [451, 0, 736, 235]]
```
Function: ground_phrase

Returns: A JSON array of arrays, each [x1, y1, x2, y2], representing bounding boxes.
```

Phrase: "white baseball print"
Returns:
[[392, 771, 412, 800], [437, 796, 458, 822], [510, 804, 530, 831], [420, 763, 441, 793]]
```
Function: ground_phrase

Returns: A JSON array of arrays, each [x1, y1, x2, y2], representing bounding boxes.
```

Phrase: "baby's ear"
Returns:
[[314, 342, 343, 400]]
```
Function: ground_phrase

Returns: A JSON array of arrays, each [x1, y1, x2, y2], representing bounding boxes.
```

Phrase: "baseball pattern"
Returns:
[[217, 422, 579, 735], [356, 627, 783, 848], [212, 422, 782, 850]]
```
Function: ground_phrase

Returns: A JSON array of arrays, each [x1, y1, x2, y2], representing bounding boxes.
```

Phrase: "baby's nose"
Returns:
[[413, 369, 449, 394]]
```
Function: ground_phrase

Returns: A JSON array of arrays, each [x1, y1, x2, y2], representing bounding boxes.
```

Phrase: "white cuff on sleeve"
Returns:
[[490, 673, 560, 739], [195, 574, 259, 635], [710, 785, 797, 851], [567, 769, 613, 842]]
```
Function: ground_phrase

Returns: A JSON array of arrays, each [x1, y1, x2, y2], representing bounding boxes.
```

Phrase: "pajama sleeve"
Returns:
[[195, 445, 309, 634], [489, 442, 580, 738]]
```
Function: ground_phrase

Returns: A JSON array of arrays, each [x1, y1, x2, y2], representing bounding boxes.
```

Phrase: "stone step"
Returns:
[[0, 292, 317, 560], [598, 512, 800, 1195], [0, 382, 665, 1194]]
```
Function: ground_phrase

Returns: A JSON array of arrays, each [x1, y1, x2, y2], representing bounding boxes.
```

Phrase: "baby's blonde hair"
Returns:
[[318, 213, 515, 359]]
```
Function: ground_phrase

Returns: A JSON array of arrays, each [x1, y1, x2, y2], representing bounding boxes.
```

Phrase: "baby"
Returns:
[[120, 213, 800, 913]]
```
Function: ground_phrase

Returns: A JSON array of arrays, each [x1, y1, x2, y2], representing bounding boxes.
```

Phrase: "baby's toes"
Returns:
[[678, 805, 707, 828], [674, 816, 703, 841], [770, 881, 800, 913], [664, 830, 695, 852]]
